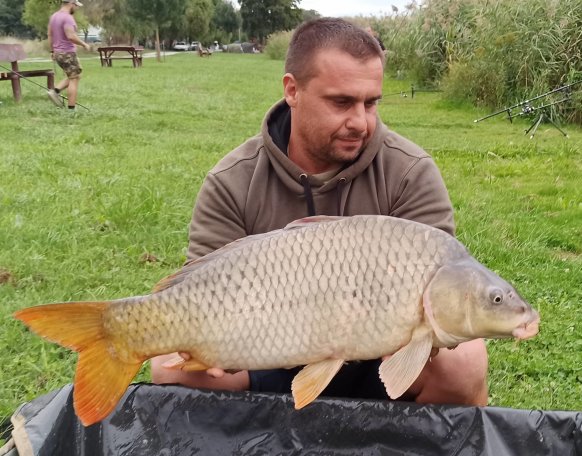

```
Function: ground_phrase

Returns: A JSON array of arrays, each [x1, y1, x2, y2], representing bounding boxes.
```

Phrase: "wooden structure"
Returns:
[[0, 44, 54, 102], [97, 46, 144, 68]]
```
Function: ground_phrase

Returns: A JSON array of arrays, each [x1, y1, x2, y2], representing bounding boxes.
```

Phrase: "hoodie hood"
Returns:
[[261, 99, 389, 196]]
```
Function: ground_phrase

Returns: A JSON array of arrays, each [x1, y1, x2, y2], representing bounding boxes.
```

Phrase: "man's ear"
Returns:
[[283, 73, 299, 107]]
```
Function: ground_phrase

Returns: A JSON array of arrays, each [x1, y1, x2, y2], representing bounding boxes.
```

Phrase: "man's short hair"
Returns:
[[285, 18, 385, 86]]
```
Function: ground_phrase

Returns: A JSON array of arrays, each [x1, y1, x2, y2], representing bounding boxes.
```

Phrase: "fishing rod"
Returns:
[[0, 63, 90, 111], [473, 79, 582, 123], [512, 97, 572, 138], [507, 97, 572, 121], [382, 85, 443, 100]]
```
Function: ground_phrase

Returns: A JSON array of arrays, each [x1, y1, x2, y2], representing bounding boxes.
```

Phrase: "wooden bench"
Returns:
[[0, 44, 54, 102], [198, 47, 212, 57], [97, 46, 144, 68]]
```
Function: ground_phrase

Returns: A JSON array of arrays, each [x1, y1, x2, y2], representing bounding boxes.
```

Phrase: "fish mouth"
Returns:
[[511, 312, 540, 340]]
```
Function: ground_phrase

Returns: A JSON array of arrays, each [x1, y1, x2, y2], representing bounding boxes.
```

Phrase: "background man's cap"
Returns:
[[63, 0, 84, 6]]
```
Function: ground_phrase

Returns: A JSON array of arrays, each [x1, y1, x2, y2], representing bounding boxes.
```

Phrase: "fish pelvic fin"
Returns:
[[14, 302, 142, 426], [292, 359, 344, 409], [379, 327, 433, 399]]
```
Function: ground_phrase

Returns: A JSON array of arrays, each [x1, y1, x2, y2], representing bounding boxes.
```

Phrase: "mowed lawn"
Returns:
[[0, 51, 581, 430]]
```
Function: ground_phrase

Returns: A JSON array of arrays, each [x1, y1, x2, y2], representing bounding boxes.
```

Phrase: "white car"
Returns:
[[173, 42, 190, 51]]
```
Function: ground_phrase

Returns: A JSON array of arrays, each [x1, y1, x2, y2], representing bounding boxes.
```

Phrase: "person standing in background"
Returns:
[[47, 0, 91, 111]]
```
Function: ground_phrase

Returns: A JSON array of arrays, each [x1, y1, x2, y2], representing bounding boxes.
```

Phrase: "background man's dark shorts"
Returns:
[[249, 359, 391, 400], [54, 52, 82, 79]]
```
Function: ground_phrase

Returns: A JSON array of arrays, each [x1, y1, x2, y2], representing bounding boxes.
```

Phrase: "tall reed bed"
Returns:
[[376, 0, 582, 122]]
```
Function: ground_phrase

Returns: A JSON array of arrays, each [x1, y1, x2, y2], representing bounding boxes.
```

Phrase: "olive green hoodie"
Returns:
[[187, 100, 454, 260]]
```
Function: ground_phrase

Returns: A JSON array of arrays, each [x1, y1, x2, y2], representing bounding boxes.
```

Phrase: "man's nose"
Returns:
[[345, 103, 367, 133]]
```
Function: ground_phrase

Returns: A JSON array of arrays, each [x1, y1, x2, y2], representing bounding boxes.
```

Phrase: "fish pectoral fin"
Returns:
[[161, 354, 210, 371], [291, 359, 344, 409], [378, 330, 433, 399]]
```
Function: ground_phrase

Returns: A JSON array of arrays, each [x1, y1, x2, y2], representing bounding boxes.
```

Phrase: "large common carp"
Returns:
[[15, 215, 540, 426]]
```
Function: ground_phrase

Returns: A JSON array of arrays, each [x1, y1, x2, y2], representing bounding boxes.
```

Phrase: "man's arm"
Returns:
[[47, 24, 53, 52], [64, 25, 91, 50], [390, 156, 455, 236], [187, 172, 248, 261]]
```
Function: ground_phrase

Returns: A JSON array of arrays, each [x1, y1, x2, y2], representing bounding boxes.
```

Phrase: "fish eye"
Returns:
[[489, 288, 504, 305]]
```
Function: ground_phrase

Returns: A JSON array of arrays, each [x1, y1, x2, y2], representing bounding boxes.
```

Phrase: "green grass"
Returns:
[[1, 52, 581, 433]]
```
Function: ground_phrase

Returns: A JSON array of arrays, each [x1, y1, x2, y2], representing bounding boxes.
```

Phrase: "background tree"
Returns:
[[22, 0, 88, 39], [125, 0, 187, 61], [301, 8, 320, 22], [80, 0, 114, 34], [211, 0, 241, 43], [238, 0, 302, 44], [0, 0, 37, 37], [183, 0, 214, 43]]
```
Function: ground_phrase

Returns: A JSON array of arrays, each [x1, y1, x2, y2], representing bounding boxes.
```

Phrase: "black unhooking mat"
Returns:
[[2, 383, 581, 455]]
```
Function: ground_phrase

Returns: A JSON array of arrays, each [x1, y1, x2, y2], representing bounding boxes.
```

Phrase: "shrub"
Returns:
[[376, 0, 582, 123], [265, 30, 293, 61]]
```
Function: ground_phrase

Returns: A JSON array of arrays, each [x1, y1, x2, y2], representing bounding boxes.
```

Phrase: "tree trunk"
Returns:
[[155, 27, 161, 62]]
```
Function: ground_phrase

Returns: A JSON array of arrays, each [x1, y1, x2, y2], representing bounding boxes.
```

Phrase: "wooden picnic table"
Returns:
[[0, 44, 54, 102], [97, 46, 144, 68]]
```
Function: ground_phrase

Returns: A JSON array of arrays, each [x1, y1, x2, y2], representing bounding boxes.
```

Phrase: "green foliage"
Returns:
[[0, 52, 581, 429], [211, 0, 240, 43], [125, 0, 185, 31], [22, 0, 58, 38], [377, 0, 582, 123], [301, 9, 321, 22], [265, 29, 292, 61], [0, 0, 36, 37], [238, 0, 302, 43]]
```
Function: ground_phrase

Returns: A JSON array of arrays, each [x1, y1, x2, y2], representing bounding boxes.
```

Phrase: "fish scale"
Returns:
[[14, 215, 540, 426]]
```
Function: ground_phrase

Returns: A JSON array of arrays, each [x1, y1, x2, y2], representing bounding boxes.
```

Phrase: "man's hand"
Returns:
[[177, 352, 239, 377], [83, 42, 91, 52], [180, 348, 441, 375]]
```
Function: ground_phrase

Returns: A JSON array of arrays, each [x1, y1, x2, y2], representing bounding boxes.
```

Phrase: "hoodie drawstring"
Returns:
[[300, 174, 348, 217], [299, 174, 316, 216], [336, 177, 347, 216]]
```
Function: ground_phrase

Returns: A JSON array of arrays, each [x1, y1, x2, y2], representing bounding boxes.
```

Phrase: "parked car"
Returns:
[[190, 41, 200, 51], [173, 41, 190, 51]]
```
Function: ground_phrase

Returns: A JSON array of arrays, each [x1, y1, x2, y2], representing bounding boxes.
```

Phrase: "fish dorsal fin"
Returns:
[[291, 359, 344, 409], [284, 215, 347, 230], [153, 216, 347, 294], [152, 230, 285, 293], [378, 327, 433, 399]]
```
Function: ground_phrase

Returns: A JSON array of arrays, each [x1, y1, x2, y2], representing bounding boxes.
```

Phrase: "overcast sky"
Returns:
[[298, 0, 414, 17]]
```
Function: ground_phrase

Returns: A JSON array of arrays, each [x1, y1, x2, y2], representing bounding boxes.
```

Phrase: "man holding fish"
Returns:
[[16, 18, 539, 427], [151, 18, 490, 407]]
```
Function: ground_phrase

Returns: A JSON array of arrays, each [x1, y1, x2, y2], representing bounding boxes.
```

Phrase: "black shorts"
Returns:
[[249, 359, 389, 400]]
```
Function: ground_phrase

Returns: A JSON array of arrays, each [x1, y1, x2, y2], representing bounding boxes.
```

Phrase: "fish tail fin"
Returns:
[[14, 302, 142, 426]]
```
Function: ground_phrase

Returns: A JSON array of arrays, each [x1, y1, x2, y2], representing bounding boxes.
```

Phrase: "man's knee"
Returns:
[[412, 339, 489, 406]]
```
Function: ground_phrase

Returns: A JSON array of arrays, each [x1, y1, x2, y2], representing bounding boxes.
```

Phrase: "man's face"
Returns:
[[284, 49, 383, 174]]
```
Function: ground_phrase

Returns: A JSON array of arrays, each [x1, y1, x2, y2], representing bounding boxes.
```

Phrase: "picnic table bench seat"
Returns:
[[0, 43, 54, 102], [97, 46, 143, 68]]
